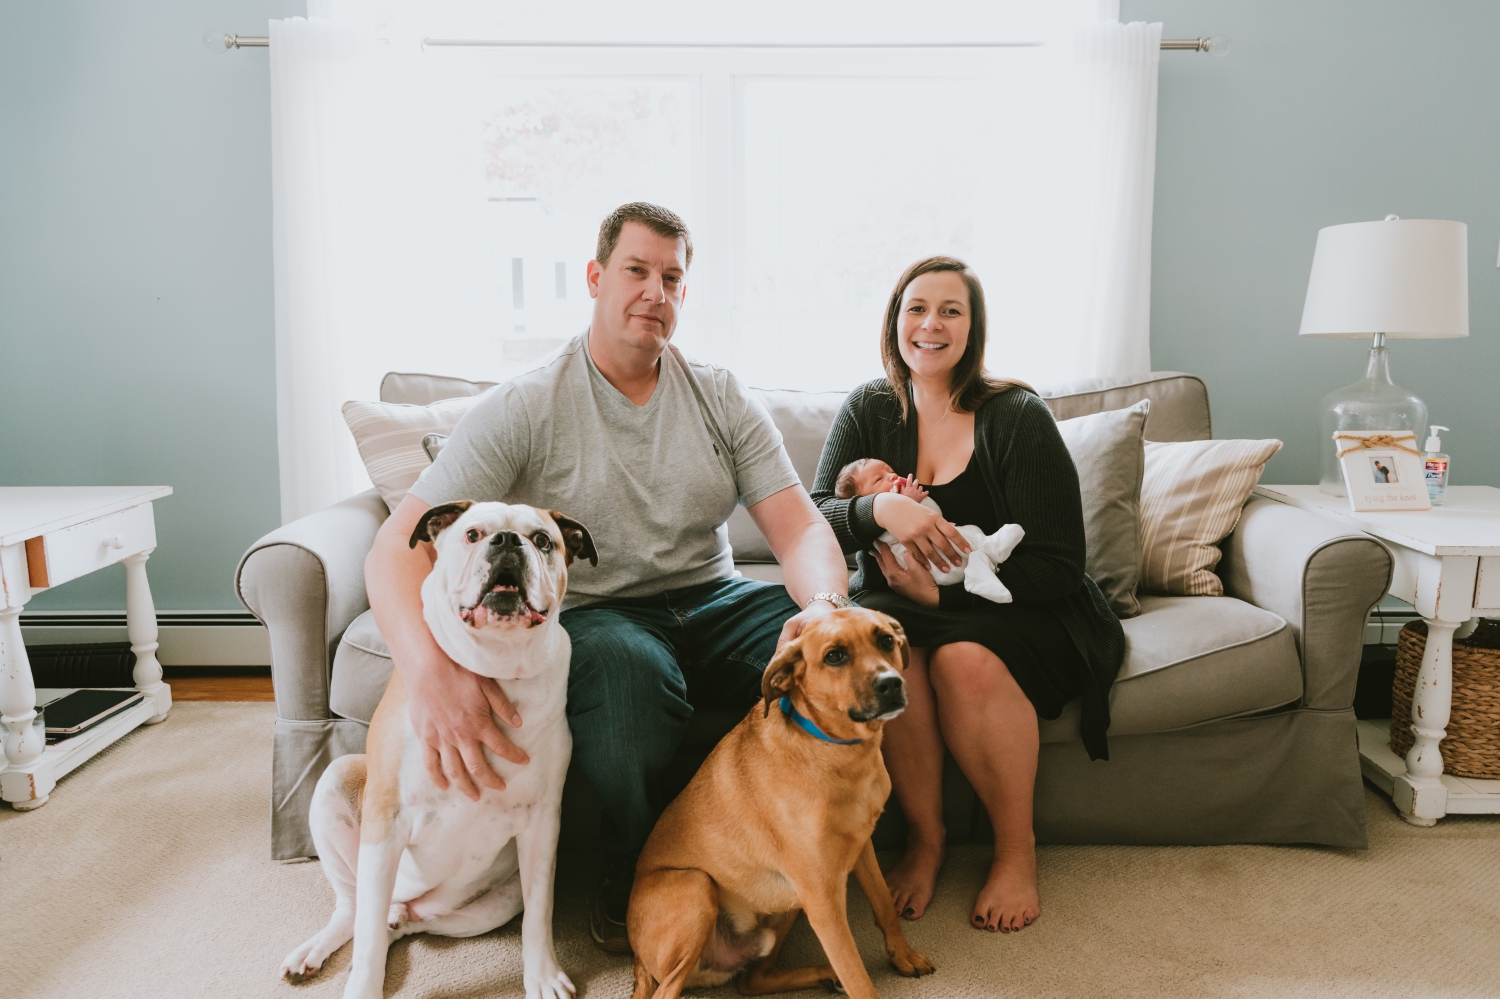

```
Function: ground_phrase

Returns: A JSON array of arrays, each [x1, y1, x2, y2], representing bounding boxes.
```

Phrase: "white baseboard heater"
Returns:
[[20, 611, 270, 667]]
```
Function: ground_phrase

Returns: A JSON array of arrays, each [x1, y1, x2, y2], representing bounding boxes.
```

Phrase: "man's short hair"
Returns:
[[595, 202, 694, 268]]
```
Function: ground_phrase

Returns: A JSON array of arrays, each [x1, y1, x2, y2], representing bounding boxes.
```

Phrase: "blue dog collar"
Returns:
[[780, 696, 862, 745]]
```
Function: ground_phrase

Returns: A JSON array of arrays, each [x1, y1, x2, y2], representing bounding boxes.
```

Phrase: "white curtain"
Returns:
[[269, 1, 1162, 522], [269, 8, 376, 522]]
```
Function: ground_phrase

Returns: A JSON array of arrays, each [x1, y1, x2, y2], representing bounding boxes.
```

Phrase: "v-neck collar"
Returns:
[[583, 329, 665, 416]]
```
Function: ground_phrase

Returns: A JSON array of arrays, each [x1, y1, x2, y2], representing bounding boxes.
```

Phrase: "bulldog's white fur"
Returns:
[[280, 501, 594, 999]]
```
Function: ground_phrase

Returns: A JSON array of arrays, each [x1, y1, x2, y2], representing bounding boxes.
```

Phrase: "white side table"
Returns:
[[1254, 484, 1500, 826], [0, 486, 174, 810]]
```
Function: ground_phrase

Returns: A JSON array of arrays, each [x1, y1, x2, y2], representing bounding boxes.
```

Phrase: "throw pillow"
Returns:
[[1139, 438, 1283, 596], [341, 396, 483, 509], [1055, 400, 1151, 618]]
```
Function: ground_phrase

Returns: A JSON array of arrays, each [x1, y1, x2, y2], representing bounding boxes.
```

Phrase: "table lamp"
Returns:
[[1299, 216, 1469, 495]]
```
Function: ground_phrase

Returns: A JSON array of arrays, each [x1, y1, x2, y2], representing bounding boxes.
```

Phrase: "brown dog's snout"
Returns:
[[873, 671, 905, 703], [868, 669, 908, 717]]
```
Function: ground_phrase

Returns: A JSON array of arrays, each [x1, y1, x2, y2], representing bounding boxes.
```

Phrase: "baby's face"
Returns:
[[854, 460, 901, 496]]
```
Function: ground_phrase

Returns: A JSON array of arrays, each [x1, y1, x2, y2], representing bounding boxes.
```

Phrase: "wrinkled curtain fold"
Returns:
[[269, 15, 373, 523], [1071, 18, 1161, 381]]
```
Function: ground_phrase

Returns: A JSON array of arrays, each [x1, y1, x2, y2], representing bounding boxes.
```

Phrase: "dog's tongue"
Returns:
[[525, 605, 547, 627], [466, 605, 493, 627]]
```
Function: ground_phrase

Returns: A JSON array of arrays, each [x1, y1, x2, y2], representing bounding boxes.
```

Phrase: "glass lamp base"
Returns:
[[1318, 345, 1427, 496]]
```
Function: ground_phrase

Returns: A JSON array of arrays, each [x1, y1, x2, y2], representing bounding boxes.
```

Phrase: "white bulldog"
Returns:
[[280, 500, 595, 999]]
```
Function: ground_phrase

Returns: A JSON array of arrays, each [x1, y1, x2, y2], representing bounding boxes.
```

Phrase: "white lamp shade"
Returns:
[[1298, 218, 1469, 339]]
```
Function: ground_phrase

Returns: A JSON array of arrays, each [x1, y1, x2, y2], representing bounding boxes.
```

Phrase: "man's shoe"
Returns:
[[589, 852, 636, 955]]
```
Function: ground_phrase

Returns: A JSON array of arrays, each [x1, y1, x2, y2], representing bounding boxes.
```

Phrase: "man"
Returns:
[[364, 202, 851, 953]]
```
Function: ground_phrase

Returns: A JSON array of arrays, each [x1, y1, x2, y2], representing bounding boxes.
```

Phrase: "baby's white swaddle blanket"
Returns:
[[879, 498, 1024, 604]]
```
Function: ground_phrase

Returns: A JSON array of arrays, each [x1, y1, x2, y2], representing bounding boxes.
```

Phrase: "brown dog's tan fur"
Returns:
[[627, 607, 934, 998]]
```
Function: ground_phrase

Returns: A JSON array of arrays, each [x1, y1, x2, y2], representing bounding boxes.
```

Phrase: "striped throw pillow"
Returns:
[[1139, 438, 1283, 596], [341, 396, 484, 510]]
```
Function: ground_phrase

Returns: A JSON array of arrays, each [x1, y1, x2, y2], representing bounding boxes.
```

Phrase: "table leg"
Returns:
[[1393, 617, 1459, 826], [1, 603, 48, 809], [124, 550, 171, 724]]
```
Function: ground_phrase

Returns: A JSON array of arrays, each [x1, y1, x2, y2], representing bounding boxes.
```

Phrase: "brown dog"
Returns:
[[627, 607, 935, 999]]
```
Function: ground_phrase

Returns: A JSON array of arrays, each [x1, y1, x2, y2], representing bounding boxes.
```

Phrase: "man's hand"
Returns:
[[405, 647, 530, 801], [776, 598, 840, 651]]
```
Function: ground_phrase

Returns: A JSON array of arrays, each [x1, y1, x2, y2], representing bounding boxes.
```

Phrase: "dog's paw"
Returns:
[[818, 976, 846, 995], [387, 902, 410, 932], [280, 951, 322, 983], [523, 961, 576, 999], [890, 946, 935, 978]]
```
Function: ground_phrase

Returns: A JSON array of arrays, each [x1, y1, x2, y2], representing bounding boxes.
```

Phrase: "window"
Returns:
[[271, 3, 1159, 515]]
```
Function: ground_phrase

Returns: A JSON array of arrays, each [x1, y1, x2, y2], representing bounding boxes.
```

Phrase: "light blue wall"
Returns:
[[0, 1, 301, 611], [4, 1, 1495, 612], [1123, 0, 1500, 486]]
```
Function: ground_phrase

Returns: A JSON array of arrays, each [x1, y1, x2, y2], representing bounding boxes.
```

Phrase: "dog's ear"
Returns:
[[546, 510, 598, 567], [408, 501, 474, 548], [760, 641, 805, 718], [885, 616, 910, 671]]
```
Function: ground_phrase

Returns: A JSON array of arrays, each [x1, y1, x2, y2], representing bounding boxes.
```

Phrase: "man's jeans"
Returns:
[[560, 577, 799, 857]]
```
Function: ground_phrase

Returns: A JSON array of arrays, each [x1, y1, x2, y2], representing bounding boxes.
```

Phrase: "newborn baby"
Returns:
[[834, 458, 1025, 604]]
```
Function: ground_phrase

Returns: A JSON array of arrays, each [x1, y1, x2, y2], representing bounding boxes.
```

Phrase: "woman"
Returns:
[[811, 256, 1123, 933]]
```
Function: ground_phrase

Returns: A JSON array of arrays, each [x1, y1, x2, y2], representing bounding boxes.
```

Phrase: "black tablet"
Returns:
[[42, 689, 145, 738]]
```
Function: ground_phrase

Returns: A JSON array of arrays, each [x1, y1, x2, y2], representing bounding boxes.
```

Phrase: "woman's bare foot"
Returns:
[[886, 832, 946, 920], [971, 843, 1040, 933]]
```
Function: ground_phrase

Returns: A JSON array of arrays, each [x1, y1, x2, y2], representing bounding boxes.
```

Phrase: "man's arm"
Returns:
[[748, 484, 850, 646], [366, 494, 529, 800]]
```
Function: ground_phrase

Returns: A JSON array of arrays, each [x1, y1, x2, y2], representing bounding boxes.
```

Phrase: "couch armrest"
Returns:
[[235, 488, 388, 721], [1219, 496, 1393, 711]]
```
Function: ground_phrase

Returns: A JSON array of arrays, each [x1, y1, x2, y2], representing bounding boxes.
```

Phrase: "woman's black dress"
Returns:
[[811, 380, 1124, 760], [857, 455, 1093, 735]]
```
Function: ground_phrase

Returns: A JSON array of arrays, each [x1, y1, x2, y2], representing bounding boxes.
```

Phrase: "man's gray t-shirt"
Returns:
[[409, 333, 799, 609]]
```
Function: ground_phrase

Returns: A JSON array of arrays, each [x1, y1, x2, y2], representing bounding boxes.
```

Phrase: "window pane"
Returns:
[[732, 73, 1064, 391], [479, 78, 698, 377]]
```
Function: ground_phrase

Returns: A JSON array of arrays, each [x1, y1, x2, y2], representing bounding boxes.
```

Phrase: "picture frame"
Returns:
[[1335, 430, 1432, 512]]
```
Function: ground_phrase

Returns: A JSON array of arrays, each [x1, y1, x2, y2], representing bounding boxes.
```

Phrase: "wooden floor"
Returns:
[[162, 669, 274, 702]]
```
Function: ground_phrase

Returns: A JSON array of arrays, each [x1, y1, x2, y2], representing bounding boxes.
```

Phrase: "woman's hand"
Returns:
[[872, 541, 941, 608], [873, 492, 970, 573]]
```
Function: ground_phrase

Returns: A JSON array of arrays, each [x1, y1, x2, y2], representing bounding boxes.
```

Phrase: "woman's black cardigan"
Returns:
[[810, 379, 1123, 759]]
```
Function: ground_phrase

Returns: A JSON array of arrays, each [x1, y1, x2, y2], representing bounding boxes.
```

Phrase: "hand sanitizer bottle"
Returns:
[[1423, 425, 1450, 506]]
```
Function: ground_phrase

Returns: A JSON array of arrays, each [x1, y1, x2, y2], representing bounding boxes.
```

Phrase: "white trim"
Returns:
[[20, 611, 269, 667]]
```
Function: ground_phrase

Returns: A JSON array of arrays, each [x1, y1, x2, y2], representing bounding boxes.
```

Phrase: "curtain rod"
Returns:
[[214, 34, 1225, 53]]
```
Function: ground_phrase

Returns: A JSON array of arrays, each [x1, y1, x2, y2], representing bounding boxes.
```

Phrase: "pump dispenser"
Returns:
[[1423, 425, 1450, 506]]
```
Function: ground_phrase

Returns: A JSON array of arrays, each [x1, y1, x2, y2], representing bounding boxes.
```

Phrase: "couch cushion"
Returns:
[[1139, 438, 1283, 597], [329, 609, 393, 724], [335, 593, 1300, 746], [1055, 400, 1150, 618], [342, 396, 485, 510], [1038, 371, 1211, 443], [727, 388, 847, 562], [380, 371, 496, 405], [1038, 594, 1302, 744]]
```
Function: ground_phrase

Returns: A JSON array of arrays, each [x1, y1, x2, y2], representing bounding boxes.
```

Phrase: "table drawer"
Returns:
[[29, 503, 157, 590], [1478, 556, 1500, 613]]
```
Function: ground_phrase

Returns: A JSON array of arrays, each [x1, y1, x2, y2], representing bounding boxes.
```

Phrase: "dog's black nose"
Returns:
[[873, 673, 904, 699], [489, 531, 522, 549]]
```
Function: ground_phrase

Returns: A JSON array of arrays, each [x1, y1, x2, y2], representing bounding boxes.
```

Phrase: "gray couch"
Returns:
[[237, 371, 1392, 861]]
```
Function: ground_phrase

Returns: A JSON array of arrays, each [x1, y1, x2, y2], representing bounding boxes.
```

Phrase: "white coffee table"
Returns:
[[0, 486, 173, 809], [1254, 484, 1500, 826]]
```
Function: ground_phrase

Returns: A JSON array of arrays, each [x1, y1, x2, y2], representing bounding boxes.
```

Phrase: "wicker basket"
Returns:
[[1391, 619, 1500, 779]]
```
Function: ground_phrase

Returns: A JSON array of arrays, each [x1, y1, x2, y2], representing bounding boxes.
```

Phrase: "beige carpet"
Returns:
[[3, 703, 1499, 998]]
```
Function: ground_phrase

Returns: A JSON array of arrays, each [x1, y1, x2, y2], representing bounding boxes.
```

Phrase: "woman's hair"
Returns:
[[879, 255, 1033, 422]]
